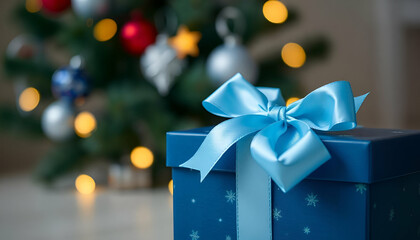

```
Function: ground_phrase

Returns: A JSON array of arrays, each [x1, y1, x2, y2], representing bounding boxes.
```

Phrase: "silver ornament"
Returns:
[[71, 0, 112, 19], [42, 101, 74, 141], [140, 34, 185, 95], [6, 35, 42, 61], [207, 39, 258, 85], [206, 7, 258, 86]]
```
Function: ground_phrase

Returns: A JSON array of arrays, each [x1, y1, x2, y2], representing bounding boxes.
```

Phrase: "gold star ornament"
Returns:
[[169, 25, 201, 59]]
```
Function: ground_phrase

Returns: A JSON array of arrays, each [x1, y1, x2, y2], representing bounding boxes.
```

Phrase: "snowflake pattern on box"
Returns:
[[273, 208, 282, 221], [189, 230, 200, 240], [389, 208, 395, 221], [305, 193, 319, 207], [355, 184, 367, 194], [225, 190, 235, 204], [303, 226, 311, 235], [225, 235, 231, 240]]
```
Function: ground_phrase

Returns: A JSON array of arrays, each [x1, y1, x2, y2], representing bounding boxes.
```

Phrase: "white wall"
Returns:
[[251, 0, 380, 127]]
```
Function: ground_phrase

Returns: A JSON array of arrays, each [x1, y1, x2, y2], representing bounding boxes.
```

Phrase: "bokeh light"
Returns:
[[74, 111, 96, 138], [26, 0, 42, 13], [168, 179, 174, 195], [93, 18, 117, 42], [130, 146, 154, 169], [19, 87, 40, 112], [281, 43, 306, 68], [286, 97, 300, 106], [75, 174, 96, 195], [263, 0, 288, 24]]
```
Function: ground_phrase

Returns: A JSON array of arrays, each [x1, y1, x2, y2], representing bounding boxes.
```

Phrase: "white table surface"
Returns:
[[0, 174, 173, 240]]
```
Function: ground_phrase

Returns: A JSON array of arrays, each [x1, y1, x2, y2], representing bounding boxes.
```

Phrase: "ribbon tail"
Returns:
[[354, 93, 369, 113], [251, 120, 331, 192], [180, 115, 273, 182]]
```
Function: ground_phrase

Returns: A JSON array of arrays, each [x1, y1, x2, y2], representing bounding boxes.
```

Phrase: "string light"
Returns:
[[93, 18, 117, 42], [168, 179, 174, 195], [130, 146, 154, 169], [74, 111, 97, 138], [286, 97, 300, 106], [19, 87, 40, 112], [281, 43, 306, 68], [263, 0, 288, 24], [75, 174, 96, 194], [26, 0, 42, 13]]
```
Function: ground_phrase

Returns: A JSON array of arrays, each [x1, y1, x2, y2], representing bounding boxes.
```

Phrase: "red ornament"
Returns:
[[41, 0, 71, 13], [120, 18, 157, 56]]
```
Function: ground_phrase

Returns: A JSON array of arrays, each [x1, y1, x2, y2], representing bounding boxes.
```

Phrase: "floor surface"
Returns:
[[0, 174, 173, 240]]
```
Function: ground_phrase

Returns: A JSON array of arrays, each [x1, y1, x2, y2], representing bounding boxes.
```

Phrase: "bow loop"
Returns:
[[286, 81, 365, 131], [203, 73, 270, 118]]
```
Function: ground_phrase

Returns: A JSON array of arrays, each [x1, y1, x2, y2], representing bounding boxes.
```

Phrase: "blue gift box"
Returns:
[[167, 127, 420, 240]]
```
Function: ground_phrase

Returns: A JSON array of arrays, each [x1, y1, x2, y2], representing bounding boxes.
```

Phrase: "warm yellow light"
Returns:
[[26, 0, 42, 13], [286, 97, 300, 106], [168, 179, 174, 195], [19, 87, 40, 112], [263, 0, 288, 24], [75, 174, 96, 195], [93, 19, 117, 42], [130, 146, 154, 169], [281, 43, 306, 68], [74, 111, 97, 138], [169, 25, 202, 59]]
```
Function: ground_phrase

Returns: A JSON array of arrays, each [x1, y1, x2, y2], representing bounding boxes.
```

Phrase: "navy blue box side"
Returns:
[[371, 134, 420, 182], [168, 127, 420, 240], [369, 172, 420, 239]]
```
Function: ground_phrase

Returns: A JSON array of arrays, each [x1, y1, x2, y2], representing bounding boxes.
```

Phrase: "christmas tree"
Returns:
[[2, 0, 329, 186]]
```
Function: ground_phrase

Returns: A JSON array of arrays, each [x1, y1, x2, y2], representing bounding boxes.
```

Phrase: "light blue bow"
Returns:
[[181, 73, 368, 192]]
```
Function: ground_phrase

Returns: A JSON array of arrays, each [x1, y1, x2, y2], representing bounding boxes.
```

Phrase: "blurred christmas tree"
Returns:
[[2, 0, 329, 186]]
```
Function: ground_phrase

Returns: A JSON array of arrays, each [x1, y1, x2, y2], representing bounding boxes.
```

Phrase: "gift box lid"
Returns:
[[167, 127, 420, 184]]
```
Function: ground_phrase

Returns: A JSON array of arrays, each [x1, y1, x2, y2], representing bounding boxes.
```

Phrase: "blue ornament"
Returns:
[[51, 67, 89, 101]]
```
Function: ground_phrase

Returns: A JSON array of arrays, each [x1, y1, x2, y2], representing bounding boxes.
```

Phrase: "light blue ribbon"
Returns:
[[179, 73, 368, 239], [181, 73, 368, 192]]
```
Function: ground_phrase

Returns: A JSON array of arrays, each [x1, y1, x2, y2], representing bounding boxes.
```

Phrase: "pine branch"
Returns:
[[0, 105, 43, 137], [13, 6, 62, 39]]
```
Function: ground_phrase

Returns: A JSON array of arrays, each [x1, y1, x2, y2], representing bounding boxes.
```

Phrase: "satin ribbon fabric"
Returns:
[[180, 73, 368, 192]]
